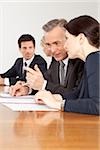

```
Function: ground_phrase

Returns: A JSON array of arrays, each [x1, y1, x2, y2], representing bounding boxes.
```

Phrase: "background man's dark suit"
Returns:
[[44, 58, 84, 97], [0, 55, 47, 85]]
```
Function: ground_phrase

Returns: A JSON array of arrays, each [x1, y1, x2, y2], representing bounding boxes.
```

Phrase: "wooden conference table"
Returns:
[[0, 86, 100, 150]]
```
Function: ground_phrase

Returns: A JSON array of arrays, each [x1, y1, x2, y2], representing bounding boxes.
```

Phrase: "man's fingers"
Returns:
[[35, 98, 45, 105], [24, 65, 42, 75], [24, 67, 34, 74], [34, 65, 41, 74], [9, 84, 21, 96], [9, 86, 16, 96]]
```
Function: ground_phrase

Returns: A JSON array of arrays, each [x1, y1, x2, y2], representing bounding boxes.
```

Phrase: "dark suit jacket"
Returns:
[[0, 55, 47, 86], [44, 58, 84, 96], [63, 51, 100, 115]]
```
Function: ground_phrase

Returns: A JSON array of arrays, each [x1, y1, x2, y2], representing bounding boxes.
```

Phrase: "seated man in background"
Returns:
[[0, 34, 47, 92]]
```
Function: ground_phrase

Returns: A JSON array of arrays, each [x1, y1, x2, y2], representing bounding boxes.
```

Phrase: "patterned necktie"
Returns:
[[25, 62, 27, 67], [60, 61, 65, 86]]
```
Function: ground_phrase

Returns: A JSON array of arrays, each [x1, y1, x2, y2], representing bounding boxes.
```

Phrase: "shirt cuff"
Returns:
[[41, 80, 47, 90], [28, 87, 32, 94], [61, 99, 65, 111], [4, 78, 10, 86]]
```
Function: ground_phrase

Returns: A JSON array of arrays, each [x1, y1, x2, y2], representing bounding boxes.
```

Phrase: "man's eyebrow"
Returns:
[[45, 42, 50, 45], [45, 41, 59, 44], [22, 46, 27, 48]]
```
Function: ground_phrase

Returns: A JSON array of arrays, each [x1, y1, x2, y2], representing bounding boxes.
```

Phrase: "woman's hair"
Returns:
[[64, 15, 100, 48]]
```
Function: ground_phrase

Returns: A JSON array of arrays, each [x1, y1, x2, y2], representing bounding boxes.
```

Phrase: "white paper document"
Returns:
[[0, 92, 34, 99], [0, 92, 58, 111], [2, 103, 58, 111], [0, 92, 35, 104]]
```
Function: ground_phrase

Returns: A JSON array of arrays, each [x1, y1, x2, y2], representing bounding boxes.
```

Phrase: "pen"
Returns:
[[17, 81, 29, 87], [21, 83, 29, 87]]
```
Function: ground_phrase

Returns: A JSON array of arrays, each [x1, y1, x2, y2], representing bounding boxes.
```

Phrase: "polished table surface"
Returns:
[[0, 86, 100, 150]]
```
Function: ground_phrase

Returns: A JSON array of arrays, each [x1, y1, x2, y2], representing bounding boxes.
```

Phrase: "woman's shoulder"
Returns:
[[86, 51, 100, 61], [85, 51, 99, 74]]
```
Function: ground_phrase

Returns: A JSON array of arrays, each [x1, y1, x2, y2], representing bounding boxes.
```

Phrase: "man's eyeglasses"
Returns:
[[44, 40, 66, 49]]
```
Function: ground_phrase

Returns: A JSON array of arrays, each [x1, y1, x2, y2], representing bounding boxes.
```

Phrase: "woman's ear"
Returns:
[[78, 33, 86, 45]]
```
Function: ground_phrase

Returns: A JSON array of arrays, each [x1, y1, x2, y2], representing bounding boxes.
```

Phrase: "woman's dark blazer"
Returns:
[[63, 51, 100, 115]]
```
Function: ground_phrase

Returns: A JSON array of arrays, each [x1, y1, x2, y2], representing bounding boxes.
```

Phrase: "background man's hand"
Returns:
[[9, 81, 29, 96]]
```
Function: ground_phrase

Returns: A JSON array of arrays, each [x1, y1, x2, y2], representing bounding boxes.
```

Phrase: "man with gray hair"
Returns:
[[9, 19, 84, 97]]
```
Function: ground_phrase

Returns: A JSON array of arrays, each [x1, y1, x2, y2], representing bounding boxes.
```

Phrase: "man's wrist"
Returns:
[[41, 80, 47, 90], [4, 78, 10, 86], [60, 100, 65, 111], [28, 87, 32, 94]]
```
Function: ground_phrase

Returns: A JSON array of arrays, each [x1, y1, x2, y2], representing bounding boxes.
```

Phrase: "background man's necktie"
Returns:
[[25, 62, 27, 67], [23, 62, 27, 81], [60, 61, 65, 86]]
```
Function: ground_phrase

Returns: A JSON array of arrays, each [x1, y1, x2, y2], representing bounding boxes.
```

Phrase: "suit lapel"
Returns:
[[56, 62, 60, 83], [29, 55, 35, 68], [64, 60, 74, 85], [20, 59, 23, 75], [52, 61, 60, 83], [16, 58, 23, 79]]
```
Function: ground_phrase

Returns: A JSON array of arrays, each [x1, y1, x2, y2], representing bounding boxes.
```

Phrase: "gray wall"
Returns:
[[0, 1, 99, 72]]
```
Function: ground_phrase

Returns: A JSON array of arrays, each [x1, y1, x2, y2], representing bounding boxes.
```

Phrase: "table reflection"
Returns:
[[14, 111, 64, 139]]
